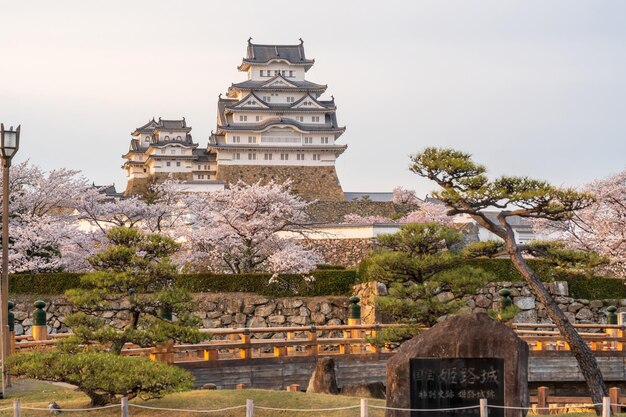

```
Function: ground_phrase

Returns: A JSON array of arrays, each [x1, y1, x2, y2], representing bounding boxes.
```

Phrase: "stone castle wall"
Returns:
[[216, 165, 345, 201], [355, 280, 625, 325], [10, 293, 350, 337], [125, 172, 193, 196]]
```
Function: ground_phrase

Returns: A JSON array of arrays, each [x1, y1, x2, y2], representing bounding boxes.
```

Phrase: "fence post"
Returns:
[[32, 300, 48, 341], [12, 398, 20, 417], [240, 329, 252, 359], [537, 386, 549, 415], [360, 398, 368, 417], [479, 398, 488, 417], [120, 397, 128, 417], [246, 399, 254, 417], [603, 396, 611, 417], [610, 387, 621, 415], [348, 296, 362, 353]]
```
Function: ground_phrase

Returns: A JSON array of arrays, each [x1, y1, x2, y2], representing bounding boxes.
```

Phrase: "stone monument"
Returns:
[[386, 313, 528, 417]]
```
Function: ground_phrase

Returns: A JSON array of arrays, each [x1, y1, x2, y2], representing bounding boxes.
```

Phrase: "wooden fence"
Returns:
[[12, 322, 626, 364]]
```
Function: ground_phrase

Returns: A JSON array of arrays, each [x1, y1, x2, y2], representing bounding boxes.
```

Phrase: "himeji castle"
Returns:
[[123, 39, 348, 200]]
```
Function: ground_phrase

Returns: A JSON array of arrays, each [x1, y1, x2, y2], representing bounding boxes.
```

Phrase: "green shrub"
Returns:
[[10, 269, 359, 297], [176, 269, 358, 296], [10, 351, 194, 406], [315, 264, 347, 270], [10, 272, 82, 295]]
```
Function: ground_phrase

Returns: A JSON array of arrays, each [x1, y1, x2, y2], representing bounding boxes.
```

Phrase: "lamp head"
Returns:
[[0, 124, 20, 160]]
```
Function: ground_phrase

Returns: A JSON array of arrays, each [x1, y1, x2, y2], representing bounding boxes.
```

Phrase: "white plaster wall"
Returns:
[[249, 63, 306, 80]]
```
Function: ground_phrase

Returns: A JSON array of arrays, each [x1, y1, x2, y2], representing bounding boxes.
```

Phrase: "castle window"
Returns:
[[165, 136, 170, 140], [297, 116, 304, 122], [204, 164, 209, 170], [161, 149, 165, 154], [262, 96, 270, 102], [177, 136, 181, 140], [321, 137, 329, 144], [313, 154, 320, 161], [248, 136, 256, 143], [312, 116, 320, 122], [287, 96, 294, 103], [239, 115, 248, 122], [256, 115, 262, 121], [260, 70, 264, 76], [289, 70, 294, 77], [280, 153, 289, 161], [281, 70, 286, 75], [233, 136, 241, 143], [297, 153, 305, 161], [198, 174, 204, 179], [234, 153, 241, 160], [145, 136, 150, 141], [166, 162, 171, 167], [198, 165, 201, 170], [264, 153, 272, 160], [248, 153, 257, 160], [143, 168, 147, 172], [304, 137, 313, 144], [176, 161, 181, 167], [274, 70, 279, 76]]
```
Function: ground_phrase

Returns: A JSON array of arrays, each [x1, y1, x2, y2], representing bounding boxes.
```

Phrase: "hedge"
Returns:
[[8, 260, 624, 300], [9, 269, 359, 297], [452, 259, 626, 300]]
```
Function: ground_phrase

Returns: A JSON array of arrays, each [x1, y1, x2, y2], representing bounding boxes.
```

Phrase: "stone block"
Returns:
[[514, 296, 536, 311]]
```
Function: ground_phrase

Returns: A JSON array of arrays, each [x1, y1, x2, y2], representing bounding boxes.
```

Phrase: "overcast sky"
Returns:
[[1, 1, 624, 197]]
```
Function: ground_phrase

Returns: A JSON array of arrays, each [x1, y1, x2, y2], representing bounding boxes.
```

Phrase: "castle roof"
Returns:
[[238, 38, 315, 71], [228, 75, 327, 96], [224, 92, 336, 113], [132, 117, 191, 135], [216, 115, 345, 136]]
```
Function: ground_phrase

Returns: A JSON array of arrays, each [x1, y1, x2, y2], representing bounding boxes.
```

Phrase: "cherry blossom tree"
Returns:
[[0, 161, 89, 273], [534, 169, 625, 276], [342, 201, 452, 225], [181, 181, 321, 274], [392, 186, 421, 204]]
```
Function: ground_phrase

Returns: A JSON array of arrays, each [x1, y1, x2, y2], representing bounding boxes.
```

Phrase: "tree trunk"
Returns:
[[507, 240, 607, 414], [85, 390, 118, 407]]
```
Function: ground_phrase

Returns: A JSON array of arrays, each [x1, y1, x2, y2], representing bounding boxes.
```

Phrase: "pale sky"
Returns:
[[1, 1, 624, 197]]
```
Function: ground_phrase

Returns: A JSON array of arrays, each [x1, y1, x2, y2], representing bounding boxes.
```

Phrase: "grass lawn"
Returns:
[[0, 379, 623, 417]]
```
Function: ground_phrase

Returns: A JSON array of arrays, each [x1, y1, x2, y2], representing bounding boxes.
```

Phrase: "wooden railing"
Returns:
[[511, 323, 626, 352], [11, 322, 626, 362]]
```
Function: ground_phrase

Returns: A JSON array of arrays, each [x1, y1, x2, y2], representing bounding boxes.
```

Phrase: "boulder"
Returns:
[[385, 313, 528, 417], [307, 357, 339, 394]]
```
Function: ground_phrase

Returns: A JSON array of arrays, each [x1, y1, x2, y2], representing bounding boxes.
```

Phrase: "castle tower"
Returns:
[[122, 118, 222, 195], [207, 38, 347, 201]]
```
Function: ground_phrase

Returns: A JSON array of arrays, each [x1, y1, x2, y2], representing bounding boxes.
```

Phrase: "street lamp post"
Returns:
[[0, 124, 20, 398]]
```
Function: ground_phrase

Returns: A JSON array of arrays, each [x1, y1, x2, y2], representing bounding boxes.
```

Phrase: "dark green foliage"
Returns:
[[366, 325, 422, 348], [9, 270, 358, 296], [65, 227, 206, 354], [10, 351, 194, 406], [9, 272, 82, 295], [177, 269, 358, 296], [315, 264, 347, 270], [361, 223, 495, 335]]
